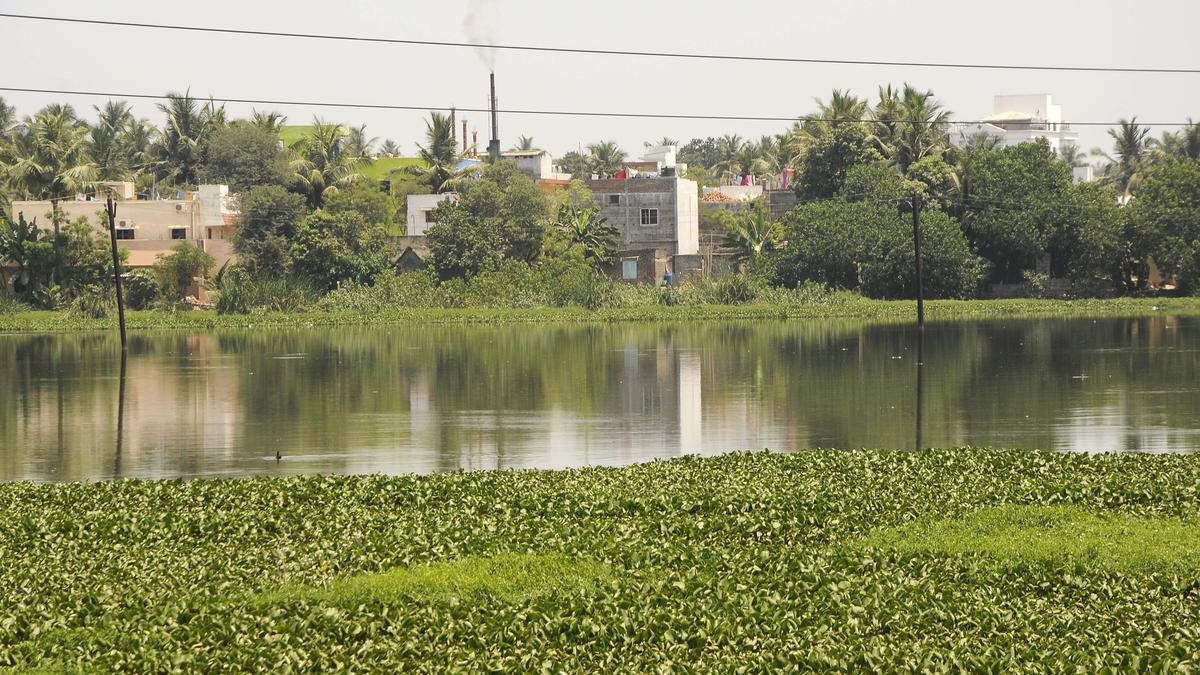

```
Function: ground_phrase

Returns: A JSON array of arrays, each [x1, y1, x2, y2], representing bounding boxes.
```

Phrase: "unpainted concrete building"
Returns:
[[586, 176, 699, 283]]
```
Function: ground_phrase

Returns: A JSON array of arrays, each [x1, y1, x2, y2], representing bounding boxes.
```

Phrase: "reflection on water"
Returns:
[[1, 316, 1198, 482]]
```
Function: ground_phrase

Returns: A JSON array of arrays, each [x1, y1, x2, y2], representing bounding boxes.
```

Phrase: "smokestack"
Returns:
[[449, 107, 457, 148], [472, 130, 478, 158], [487, 71, 500, 161], [462, 119, 469, 155]]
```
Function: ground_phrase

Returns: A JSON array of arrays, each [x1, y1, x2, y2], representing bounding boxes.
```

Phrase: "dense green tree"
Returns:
[[231, 184, 308, 277], [1047, 182, 1124, 289], [324, 180, 399, 229], [793, 123, 875, 200], [558, 151, 587, 178], [289, 210, 391, 290], [426, 162, 552, 279], [1129, 158, 1200, 292], [199, 122, 290, 191], [957, 139, 1071, 283], [153, 242, 215, 299], [1153, 119, 1200, 162], [678, 137, 722, 169], [771, 197, 981, 299]]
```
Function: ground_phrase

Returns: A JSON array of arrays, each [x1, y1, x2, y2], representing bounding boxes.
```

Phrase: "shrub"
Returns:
[[153, 243, 214, 300], [122, 269, 162, 310], [216, 266, 254, 315], [66, 286, 115, 319]]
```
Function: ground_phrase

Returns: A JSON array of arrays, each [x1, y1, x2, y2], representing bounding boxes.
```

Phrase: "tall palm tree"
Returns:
[[586, 141, 626, 178], [7, 105, 98, 232], [249, 110, 287, 134], [345, 124, 377, 159], [1058, 143, 1088, 168], [1092, 118, 1151, 197], [510, 135, 536, 151], [89, 100, 136, 180], [876, 84, 951, 174], [644, 136, 679, 148], [712, 134, 745, 178], [289, 117, 364, 208], [1152, 118, 1200, 161], [379, 139, 401, 157], [410, 111, 462, 193], [731, 142, 766, 179], [154, 91, 209, 186]]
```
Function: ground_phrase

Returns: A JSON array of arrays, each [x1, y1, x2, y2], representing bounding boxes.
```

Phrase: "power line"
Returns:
[[1, 12, 1196, 75], [0, 86, 1190, 127]]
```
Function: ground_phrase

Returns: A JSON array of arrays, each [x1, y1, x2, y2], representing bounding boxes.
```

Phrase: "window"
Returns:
[[115, 228, 135, 240], [423, 210, 437, 223], [621, 258, 638, 281], [607, 194, 621, 205], [640, 208, 659, 226], [171, 228, 187, 240]]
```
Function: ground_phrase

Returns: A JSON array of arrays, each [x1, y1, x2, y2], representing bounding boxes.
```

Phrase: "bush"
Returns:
[[66, 286, 115, 319], [217, 267, 321, 315], [0, 290, 27, 313], [216, 266, 254, 315], [154, 243, 215, 300], [122, 269, 162, 310]]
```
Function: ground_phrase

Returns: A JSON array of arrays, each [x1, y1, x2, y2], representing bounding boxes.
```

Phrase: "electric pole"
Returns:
[[911, 193, 925, 326], [105, 196, 127, 351]]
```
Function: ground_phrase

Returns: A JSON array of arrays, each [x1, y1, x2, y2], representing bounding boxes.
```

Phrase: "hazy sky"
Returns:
[[2, 0, 1196, 161]]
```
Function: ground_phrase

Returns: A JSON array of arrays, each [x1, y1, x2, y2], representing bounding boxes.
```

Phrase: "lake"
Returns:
[[1, 315, 1197, 482]]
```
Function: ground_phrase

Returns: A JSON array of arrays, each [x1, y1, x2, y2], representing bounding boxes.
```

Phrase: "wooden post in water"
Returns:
[[915, 325, 925, 451], [105, 197, 127, 351], [911, 193, 925, 326]]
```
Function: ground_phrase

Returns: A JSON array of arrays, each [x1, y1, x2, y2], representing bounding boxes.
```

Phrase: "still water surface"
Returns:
[[2, 316, 1198, 482]]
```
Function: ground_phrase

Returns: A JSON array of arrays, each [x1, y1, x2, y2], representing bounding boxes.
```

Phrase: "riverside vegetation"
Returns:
[[2, 449, 1200, 671]]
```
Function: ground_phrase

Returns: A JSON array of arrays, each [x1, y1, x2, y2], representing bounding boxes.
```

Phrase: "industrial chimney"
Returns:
[[487, 72, 501, 161]]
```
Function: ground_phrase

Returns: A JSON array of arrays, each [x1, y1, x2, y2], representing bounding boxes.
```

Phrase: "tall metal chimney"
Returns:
[[462, 119, 469, 155], [487, 72, 501, 161], [449, 106, 457, 149]]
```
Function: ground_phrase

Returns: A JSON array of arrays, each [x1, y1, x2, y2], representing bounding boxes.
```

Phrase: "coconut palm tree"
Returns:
[[89, 100, 137, 180], [806, 90, 868, 136], [1092, 118, 1152, 197], [379, 139, 401, 157], [410, 111, 462, 193], [722, 208, 778, 261], [154, 91, 210, 186], [731, 142, 766, 180], [586, 141, 626, 178], [289, 117, 364, 208], [1152, 118, 1200, 161], [249, 110, 287, 134], [7, 105, 98, 232], [711, 134, 745, 179], [644, 136, 679, 148], [553, 205, 620, 269], [510, 135, 536, 151], [1058, 143, 1088, 168], [876, 84, 951, 174], [345, 124, 377, 159]]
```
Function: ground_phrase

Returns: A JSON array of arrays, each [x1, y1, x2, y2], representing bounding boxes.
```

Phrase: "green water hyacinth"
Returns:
[[2, 448, 1200, 671]]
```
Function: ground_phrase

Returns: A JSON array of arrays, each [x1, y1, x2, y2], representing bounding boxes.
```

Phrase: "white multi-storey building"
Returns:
[[957, 94, 1079, 154]]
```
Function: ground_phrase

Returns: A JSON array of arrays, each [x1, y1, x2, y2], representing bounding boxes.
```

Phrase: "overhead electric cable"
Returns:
[[0, 13, 1197, 74], [0, 86, 1190, 127]]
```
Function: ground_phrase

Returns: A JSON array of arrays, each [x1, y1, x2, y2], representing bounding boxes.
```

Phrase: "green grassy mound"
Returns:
[[865, 504, 1200, 573], [2, 449, 1200, 671]]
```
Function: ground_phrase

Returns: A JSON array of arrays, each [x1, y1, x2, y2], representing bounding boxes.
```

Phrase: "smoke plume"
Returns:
[[463, 0, 499, 70]]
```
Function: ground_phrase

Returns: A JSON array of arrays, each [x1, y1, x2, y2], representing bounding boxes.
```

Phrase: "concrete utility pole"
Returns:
[[911, 193, 925, 326], [105, 196, 127, 351]]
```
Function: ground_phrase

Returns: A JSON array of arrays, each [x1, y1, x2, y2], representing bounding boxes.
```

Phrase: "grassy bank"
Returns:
[[3, 449, 1200, 671], [2, 295, 1200, 333]]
